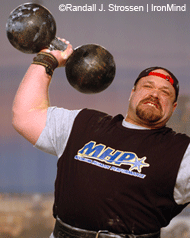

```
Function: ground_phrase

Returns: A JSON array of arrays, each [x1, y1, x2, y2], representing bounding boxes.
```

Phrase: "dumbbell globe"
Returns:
[[6, 3, 56, 53], [66, 44, 116, 94]]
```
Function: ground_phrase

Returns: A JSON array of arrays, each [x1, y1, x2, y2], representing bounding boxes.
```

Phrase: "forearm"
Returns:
[[12, 64, 51, 144]]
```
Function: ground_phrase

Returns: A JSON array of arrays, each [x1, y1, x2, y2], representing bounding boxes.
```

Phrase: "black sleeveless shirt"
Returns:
[[53, 109, 190, 235]]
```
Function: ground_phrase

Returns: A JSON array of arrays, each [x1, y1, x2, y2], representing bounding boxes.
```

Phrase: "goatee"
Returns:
[[136, 97, 162, 123]]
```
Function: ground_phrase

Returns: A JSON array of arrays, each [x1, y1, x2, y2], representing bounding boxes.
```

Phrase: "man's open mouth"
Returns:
[[143, 101, 159, 109]]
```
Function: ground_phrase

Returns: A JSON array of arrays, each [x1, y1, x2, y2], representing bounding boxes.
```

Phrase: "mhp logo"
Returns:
[[77, 141, 150, 173]]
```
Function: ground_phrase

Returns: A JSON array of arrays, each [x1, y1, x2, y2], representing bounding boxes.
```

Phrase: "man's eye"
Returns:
[[162, 90, 170, 96], [143, 85, 152, 88]]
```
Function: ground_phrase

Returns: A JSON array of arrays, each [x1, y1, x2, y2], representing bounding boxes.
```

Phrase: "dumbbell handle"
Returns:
[[48, 37, 68, 52]]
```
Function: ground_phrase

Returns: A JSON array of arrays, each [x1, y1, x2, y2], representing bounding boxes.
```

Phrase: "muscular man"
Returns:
[[12, 39, 190, 238]]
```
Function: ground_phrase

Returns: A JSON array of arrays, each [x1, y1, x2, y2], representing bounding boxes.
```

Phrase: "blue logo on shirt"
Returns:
[[75, 141, 150, 179]]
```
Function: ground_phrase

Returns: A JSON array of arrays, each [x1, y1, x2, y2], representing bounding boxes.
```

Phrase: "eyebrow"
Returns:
[[145, 81, 169, 88], [144, 81, 172, 92]]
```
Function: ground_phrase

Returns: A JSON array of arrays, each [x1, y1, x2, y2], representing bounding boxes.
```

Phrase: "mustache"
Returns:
[[139, 96, 162, 110]]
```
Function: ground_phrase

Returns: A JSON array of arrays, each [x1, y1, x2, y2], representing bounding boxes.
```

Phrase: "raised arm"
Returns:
[[12, 39, 73, 145]]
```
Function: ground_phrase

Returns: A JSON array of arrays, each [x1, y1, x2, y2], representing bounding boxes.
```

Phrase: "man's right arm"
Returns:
[[12, 39, 73, 145]]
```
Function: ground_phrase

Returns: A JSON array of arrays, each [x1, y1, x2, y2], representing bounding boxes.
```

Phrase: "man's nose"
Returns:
[[150, 89, 159, 98]]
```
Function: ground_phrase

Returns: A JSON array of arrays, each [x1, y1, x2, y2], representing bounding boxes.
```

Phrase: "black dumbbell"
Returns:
[[6, 3, 116, 94]]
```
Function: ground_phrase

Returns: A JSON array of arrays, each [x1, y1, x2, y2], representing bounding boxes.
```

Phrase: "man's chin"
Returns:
[[136, 108, 162, 123]]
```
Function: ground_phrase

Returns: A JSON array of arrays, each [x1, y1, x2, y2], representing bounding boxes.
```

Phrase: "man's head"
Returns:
[[134, 66, 179, 102], [126, 67, 179, 129]]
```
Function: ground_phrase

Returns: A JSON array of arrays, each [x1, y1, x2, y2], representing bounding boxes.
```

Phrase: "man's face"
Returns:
[[126, 69, 177, 128]]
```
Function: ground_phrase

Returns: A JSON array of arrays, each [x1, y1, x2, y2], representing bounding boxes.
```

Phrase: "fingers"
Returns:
[[59, 39, 73, 60], [40, 38, 73, 67], [58, 39, 73, 67]]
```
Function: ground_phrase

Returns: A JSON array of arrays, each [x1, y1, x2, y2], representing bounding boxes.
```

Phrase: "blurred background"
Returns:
[[0, 0, 190, 237]]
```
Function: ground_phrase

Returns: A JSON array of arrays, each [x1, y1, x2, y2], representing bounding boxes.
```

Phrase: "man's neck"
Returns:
[[125, 115, 164, 130]]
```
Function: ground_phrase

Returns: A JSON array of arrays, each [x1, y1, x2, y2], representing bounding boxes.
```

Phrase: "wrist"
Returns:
[[32, 52, 59, 76]]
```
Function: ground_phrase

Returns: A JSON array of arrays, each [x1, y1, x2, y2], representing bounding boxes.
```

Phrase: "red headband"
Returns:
[[148, 72, 174, 85]]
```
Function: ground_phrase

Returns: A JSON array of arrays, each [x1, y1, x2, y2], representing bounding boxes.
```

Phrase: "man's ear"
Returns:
[[129, 86, 136, 101], [172, 102, 177, 113]]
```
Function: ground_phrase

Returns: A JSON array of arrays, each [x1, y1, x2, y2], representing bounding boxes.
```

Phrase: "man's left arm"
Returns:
[[174, 143, 190, 204]]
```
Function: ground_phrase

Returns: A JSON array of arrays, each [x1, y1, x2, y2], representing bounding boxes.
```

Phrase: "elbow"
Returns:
[[12, 105, 29, 134], [12, 110, 36, 145], [12, 108, 17, 130], [11, 107, 47, 145], [12, 110, 24, 133]]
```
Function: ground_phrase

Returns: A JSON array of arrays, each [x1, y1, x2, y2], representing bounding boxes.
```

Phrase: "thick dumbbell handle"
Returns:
[[48, 37, 68, 51]]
